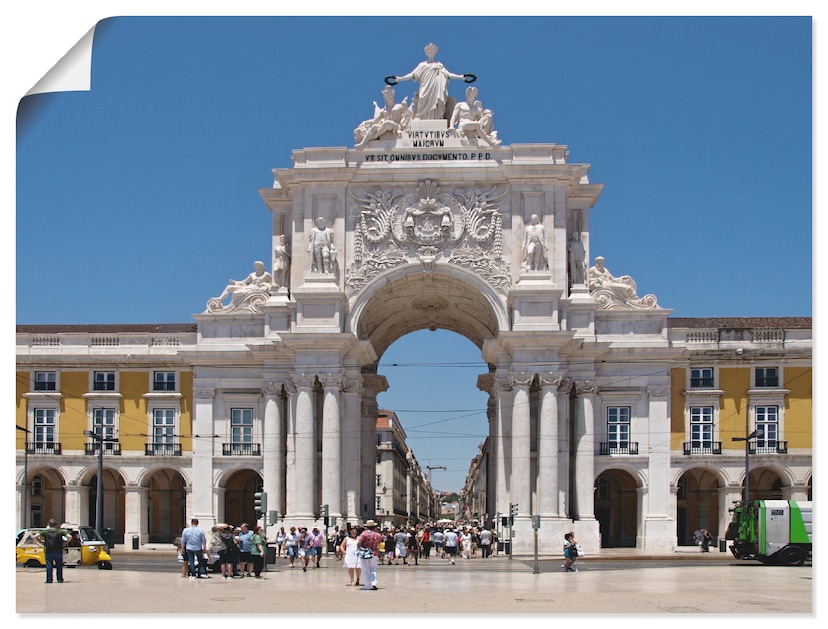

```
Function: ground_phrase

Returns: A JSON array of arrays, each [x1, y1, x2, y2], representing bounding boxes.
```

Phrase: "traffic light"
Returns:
[[254, 491, 267, 516], [320, 503, 329, 526], [509, 502, 519, 525]]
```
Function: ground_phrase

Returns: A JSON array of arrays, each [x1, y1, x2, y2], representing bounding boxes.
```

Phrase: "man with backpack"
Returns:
[[38, 519, 69, 583]]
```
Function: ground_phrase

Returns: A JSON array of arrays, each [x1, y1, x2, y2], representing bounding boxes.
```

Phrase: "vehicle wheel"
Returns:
[[779, 546, 807, 566], [25, 559, 41, 568], [98, 560, 113, 570]]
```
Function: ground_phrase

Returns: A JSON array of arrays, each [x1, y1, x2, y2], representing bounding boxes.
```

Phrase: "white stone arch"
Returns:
[[671, 463, 729, 488], [347, 262, 509, 356], [594, 462, 647, 489], [17, 462, 68, 487]]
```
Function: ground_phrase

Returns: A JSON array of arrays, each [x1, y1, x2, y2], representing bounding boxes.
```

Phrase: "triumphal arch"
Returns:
[[196, 44, 671, 552]]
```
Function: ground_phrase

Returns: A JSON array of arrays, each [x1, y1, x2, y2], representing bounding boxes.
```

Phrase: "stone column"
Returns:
[[537, 373, 562, 517], [123, 485, 145, 547], [510, 372, 533, 521], [573, 380, 596, 519], [291, 373, 316, 519], [360, 378, 381, 521], [494, 378, 513, 518], [341, 375, 363, 524], [192, 387, 216, 526], [321, 373, 343, 522], [642, 385, 674, 550], [262, 381, 285, 531], [64, 484, 86, 530], [556, 379, 572, 520]]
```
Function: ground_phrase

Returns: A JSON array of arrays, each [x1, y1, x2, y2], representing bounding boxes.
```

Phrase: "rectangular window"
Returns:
[[153, 371, 176, 391], [376, 474, 382, 487], [93, 407, 117, 451], [689, 406, 714, 453], [33, 408, 56, 445], [230, 408, 253, 443], [755, 367, 779, 387], [376, 496, 382, 511], [93, 371, 116, 391], [607, 406, 630, 448], [153, 408, 176, 454], [34, 371, 56, 391], [755, 406, 779, 453], [690, 368, 714, 388]]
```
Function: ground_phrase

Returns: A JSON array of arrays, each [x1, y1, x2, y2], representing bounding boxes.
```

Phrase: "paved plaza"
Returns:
[[15, 548, 813, 617]]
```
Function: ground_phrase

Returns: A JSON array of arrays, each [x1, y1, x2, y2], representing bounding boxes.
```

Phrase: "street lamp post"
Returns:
[[732, 429, 762, 504], [84, 430, 118, 532], [16, 426, 30, 529]]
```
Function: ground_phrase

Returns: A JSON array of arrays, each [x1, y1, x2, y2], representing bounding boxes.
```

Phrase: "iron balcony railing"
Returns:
[[682, 441, 722, 455], [222, 442, 262, 456], [84, 442, 122, 455], [689, 377, 715, 388], [144, 442, 183, 456], [599, 441, 639, 455], [751, 440, 788, 454], [25, 441, 62, 455]]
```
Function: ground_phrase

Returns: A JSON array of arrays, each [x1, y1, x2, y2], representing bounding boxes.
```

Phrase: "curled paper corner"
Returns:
[[25, 24, 96, 97]]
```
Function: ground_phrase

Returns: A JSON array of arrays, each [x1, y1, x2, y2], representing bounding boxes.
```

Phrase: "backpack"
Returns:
[[44, 529, 63, 552]]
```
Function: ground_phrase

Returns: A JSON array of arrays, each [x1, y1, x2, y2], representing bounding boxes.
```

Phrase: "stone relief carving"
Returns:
[[575, 380, 596, 395], [273, 235, 291, 290], [308, 217, 338, 274], [205, 261, 274, 314], [521, 214, 548, 272], [450, 86, 501, 147], [347, 180, 509, 294], [539, 372, 563, 389], [389, 42, 473, 121], [588, 256, 659, 310]]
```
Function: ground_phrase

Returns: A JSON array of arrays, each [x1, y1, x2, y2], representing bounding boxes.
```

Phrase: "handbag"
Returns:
[[356, 547, 374, 559], [576, 545, 584, 558]]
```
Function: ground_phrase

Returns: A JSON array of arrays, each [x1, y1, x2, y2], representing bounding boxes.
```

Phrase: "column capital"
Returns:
[[539, 372, 563, 388], [291, 372, 316, 389], [510, 371, 534, 388], [321, 372, 344, 390], [194, 387, 215, 400], [575, 379, 596, 395], [557, 376, 574, 393], [262, 381, 282, 397]]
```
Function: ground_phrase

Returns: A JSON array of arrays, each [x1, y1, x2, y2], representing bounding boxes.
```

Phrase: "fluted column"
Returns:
[[556, 379, 572, 520], [291, 373, 316, 519], [262, 381, 284, 527], [573, 380, 596, 519], [511, 372, 533, 520], [321, 373, 343, 522], [341, 375, 362, 523], [537, 372, 562, 517], [494, 377, 513, 517]]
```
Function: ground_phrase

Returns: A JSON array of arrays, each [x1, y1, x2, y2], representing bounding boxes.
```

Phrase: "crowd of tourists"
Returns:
[[176, 518, 500, 585]]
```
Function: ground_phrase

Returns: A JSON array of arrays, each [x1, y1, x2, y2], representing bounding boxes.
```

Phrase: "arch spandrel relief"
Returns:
[[346, 179, 510, 294]]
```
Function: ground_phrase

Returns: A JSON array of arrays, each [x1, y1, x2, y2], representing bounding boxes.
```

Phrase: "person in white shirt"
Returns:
[[443, 527, 459, 565]]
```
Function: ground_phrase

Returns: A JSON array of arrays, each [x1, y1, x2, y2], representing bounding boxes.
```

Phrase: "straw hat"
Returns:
[[364, 519, 378, 528]]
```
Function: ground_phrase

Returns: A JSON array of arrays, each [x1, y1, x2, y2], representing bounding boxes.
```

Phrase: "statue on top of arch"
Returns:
[[353, 43, 501, 148]]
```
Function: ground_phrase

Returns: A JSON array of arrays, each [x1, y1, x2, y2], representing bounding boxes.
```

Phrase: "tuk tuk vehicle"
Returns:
[[16, 524, 113, 570]]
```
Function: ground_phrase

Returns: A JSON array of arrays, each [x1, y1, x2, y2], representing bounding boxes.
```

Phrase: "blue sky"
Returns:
[[9, 12, 815, 493]]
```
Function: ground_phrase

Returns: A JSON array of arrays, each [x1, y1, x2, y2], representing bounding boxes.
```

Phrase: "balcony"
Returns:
[[84, 442, 121, 455], [25, 441, 62, 455], [144, 442, 183, 456], [599, 441, 639, 455], [222, 442, 261, 456], [750, 441, 788, 455], [682, 441, 722, 455], [690, 377, 715, 388]]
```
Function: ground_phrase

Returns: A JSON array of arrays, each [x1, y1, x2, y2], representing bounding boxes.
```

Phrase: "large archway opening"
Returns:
[[377, 329, 489, 497], [351, 265, 503, 513]]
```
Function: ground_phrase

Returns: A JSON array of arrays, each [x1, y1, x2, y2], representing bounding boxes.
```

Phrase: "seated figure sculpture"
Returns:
[[450, 86, 501, 147], [588, 256, 658, 309], [354, 86, 410, 148], [206, 261, 274, 313]]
